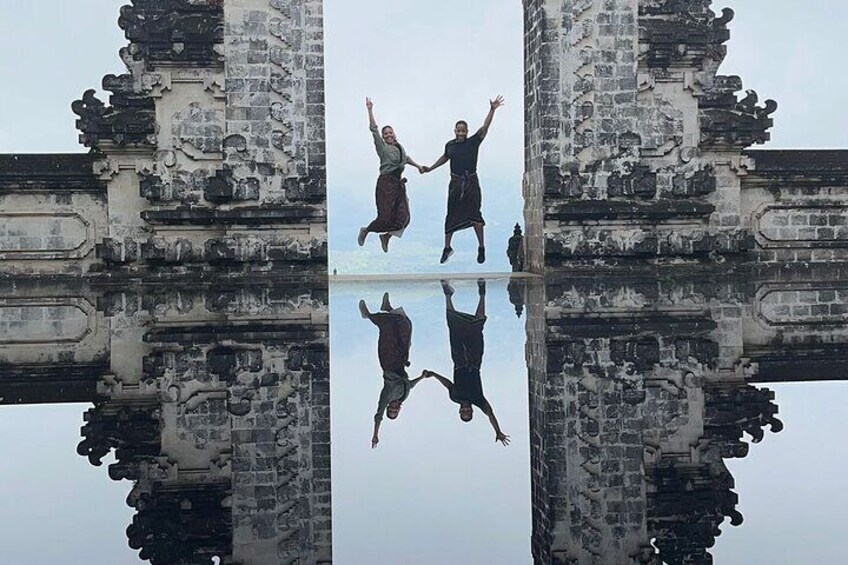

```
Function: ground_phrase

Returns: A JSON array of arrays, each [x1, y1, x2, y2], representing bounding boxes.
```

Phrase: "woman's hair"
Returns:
[[381, 125, 394, 135]]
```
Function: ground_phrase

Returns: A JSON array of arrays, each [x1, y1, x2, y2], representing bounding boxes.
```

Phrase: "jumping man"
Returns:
[[422, 96, 505, 264]]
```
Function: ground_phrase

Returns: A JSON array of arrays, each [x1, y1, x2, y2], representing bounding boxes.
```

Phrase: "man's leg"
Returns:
[[441, 280, 455, 312], [473, 223, 485, 247], [440, 232, 455, 264], [475, 279, 486, 319], [474, 223, 485, 264]]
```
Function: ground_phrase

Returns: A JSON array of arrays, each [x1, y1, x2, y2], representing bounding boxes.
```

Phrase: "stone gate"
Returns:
[[1, 1, 846, 276]]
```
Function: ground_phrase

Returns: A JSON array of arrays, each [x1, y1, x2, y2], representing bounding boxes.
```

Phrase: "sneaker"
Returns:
[[477, 279, 486, 296], [357, 227, 368, 247], [358, 299, 370, 319], [441, 280, 455, 296], [380, 292, 392, 312], [477, 246, 486, 264], [439, 247, 454, 264], [379, 233, 390, 253]]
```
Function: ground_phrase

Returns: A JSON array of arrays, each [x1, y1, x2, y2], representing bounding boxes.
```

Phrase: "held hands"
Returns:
[[421, 369, 433, 378], [420, 166, 431, 174], [490, 95, 505, 111], [366, 97, 373, 111], [495, 432, 511, 446]]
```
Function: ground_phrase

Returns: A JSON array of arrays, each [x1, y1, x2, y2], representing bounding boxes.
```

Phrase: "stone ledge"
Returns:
[[743, 150, 848, 187], [141, 205, 326, 225], [0, 154, 105, 192], [144, 323, 328, 344], [546, 200, 714, 221], [0, 363, 106, 404]]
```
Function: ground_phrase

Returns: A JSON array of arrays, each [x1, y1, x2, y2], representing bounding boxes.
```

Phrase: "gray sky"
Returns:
[[0, 404, 137, 564], [330, 280, 531, 565]]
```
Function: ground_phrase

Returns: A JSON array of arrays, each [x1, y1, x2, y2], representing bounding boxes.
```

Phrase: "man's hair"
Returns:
[[381, 125, 393, 135], [455, 120, 468, 129]]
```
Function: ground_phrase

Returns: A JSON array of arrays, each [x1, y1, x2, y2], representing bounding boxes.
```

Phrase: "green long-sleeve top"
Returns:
[[374, 369, 419, 422], [371, 124, 407, 175]]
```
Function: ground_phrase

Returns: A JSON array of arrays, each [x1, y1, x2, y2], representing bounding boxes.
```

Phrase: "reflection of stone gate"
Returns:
[[1, 280, 332, 564], [1, 2, 847, 276], [524, 273, 848, 564]]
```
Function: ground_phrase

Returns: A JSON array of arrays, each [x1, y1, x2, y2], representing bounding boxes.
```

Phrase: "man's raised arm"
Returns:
[[476, 95, 505, 139]]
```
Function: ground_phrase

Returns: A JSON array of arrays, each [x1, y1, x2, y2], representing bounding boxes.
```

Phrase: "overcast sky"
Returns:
[[331, 280, 530, 564]]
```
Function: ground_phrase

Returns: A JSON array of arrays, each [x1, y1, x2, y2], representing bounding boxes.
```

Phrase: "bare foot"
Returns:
[[379, 233, 390, 253], [358, 299, 370, 319], [358, 227, 368, 247]]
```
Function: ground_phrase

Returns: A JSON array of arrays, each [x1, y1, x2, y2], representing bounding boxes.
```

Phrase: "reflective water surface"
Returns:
[[1, 273, 846, 564]]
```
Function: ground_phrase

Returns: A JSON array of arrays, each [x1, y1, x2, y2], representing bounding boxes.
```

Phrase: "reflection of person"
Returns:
[[360, 293, 426, 448], [425, 280, 510, 446], [422, 96, 505, 264], [358, 98, 425, 253]]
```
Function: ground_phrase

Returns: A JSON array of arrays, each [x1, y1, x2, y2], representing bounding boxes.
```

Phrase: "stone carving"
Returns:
[[118, 0, 224, 65], [701, 85, 778, 149], [126, 483, 231, 565], [640, 3, 734, 68], [72, 82, 156, 148]]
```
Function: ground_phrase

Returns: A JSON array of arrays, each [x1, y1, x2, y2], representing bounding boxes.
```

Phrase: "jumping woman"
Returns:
[[358, 97, 425, 253]]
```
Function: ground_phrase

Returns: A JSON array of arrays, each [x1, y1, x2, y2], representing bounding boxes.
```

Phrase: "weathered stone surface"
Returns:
[[1, 0, 326, 277], [522, 0, 785, 271]]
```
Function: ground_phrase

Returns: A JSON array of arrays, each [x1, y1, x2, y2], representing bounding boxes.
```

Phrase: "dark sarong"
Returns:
[[447, 310, 485, 370], [447, 309, 490, 412], [366, 172, 410, 236], [445, 173, 485, 235], [370, 311, 412, 372]]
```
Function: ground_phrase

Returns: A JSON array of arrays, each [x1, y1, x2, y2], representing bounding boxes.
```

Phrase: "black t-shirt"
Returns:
[[449, 367, 491, 413], [444, 132, 484, 176]]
